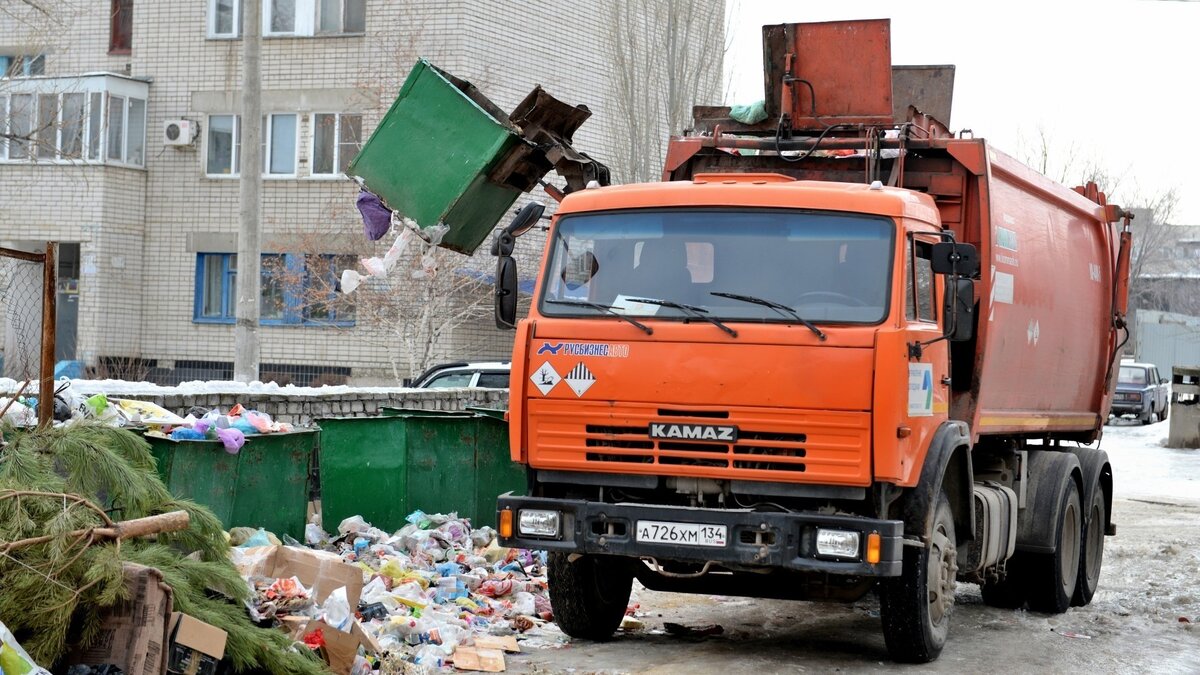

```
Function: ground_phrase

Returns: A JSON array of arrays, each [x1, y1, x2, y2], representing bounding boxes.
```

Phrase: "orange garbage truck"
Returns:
[[491, 19, 1131, 662]]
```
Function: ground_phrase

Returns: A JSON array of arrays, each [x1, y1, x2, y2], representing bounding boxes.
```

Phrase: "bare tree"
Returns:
[[604, 0, 726, 183], [1015, 124, 1131, 198]]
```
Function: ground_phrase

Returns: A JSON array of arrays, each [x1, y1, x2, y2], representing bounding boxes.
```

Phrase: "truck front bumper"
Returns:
[[497, 494, 904, 577]]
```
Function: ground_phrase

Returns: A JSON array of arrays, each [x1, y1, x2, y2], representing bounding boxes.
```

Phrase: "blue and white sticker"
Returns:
[[537, 342, 630, 358], [908, 363, 933, 417]]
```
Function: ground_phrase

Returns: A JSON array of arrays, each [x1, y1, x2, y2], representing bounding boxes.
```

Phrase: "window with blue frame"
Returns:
[[194, 252, 355, 325]]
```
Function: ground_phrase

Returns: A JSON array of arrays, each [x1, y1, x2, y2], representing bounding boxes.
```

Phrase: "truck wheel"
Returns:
[[1025, 478, 1081, 613], [980, 555, 1028, 609], [547, 552, 632, 641], [880, 492, 956, 663], [1072, 484, 1107, 606]]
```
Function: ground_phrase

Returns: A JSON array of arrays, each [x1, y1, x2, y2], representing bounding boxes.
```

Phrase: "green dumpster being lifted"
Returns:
[[345, 59, 609, 254]]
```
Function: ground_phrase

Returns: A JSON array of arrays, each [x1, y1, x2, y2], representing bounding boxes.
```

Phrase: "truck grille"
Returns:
[[529, 401, 869, 485]]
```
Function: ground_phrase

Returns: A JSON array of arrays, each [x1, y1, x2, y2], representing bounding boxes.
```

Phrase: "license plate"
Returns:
[[635, 520, 727, 547]]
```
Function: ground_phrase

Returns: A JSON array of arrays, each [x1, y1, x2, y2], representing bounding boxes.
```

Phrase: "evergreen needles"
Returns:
[[0, 422, 326, 674]]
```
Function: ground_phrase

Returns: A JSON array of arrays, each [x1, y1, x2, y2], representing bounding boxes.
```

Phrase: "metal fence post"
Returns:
[[39, 242, 57, 428]]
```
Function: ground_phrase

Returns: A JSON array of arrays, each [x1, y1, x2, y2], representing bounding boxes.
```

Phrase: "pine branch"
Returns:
[[0, 509, 189, 554]]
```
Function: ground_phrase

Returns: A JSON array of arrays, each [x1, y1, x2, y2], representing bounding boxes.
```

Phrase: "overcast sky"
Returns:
[[725, 0, 1200, 223]]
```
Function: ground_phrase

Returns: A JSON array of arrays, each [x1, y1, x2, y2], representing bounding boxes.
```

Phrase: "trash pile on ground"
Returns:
[[229, 511, 565, 672]]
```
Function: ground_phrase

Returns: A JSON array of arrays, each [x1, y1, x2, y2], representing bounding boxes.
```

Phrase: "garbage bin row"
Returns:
[[144, 408, 524, 540]]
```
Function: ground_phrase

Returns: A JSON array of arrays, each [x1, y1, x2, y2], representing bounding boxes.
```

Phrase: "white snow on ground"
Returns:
[[0, 377, 427, 397], [1098, 418, 1200, 506]]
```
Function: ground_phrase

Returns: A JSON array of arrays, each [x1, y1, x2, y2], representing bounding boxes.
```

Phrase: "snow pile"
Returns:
[[0, 377, 430, 398]]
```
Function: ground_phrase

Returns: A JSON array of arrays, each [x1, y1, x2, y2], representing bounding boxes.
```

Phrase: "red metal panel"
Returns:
[[969, 145, 1117, 438], [765, 19, 894, 128]]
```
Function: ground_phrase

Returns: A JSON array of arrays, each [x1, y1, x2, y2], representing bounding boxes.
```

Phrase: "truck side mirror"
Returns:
[[945, 277, 975, 342], [930, 242, 979, 277], [495, 254, 519, 329], [490, 203, 544, 329]]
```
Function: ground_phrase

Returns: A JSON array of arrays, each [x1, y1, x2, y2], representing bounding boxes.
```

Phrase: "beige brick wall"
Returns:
[[1, 0, 725, 385]]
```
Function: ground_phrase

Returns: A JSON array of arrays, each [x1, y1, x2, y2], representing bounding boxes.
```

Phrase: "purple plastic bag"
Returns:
[[216, 427, 246, 454], [356, 190, 393, 241]]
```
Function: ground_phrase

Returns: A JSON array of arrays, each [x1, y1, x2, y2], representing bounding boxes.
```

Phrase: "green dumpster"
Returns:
[[346, 59, 526, 254], [313, 416, 411, 534], [144, 430, 315, 540], [317, 412, 526, 532]]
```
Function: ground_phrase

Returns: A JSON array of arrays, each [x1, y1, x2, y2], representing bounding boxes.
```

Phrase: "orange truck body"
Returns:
[[509, 143, 1124, 489], [494, 18, 1127, 662]]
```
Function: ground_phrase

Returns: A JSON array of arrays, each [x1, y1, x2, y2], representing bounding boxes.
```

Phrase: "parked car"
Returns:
[[1110, 361, 1170, 424], [409, 361, 511, 389]]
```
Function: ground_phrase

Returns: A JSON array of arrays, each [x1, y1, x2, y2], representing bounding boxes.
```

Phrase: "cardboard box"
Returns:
[[281, 618, 378, 675], [68, 563, 173, 675], [452, 646, 506, 672], [233, 545, 363, 606], [167, 613, 227, 675]]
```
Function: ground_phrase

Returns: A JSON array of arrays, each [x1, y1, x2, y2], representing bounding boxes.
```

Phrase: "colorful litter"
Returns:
[[229, 511, 565, 672]]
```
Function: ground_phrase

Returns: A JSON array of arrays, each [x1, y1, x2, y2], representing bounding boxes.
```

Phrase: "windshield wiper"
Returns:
[[545, 299, 653, 335], [627, 298, 738, 338], [710, 291, 826, 341]]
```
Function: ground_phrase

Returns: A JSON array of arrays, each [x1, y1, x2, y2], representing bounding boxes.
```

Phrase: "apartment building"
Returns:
[[0, 0, 724, 385]]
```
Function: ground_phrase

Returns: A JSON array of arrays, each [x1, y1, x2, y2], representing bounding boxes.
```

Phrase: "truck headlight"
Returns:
[[816, 528, 860, 559], [518, 509, 561, 538]]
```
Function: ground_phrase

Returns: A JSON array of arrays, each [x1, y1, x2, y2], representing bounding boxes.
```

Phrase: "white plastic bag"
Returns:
[[1, 619, 53, 674], [319, 586, 352, 631]]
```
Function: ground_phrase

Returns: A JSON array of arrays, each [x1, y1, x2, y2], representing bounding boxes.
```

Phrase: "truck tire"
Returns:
[[880, 493, 956, 663], [1025, 478, 1081, 613], [1072, 482, 1107, 606], [547, 552, 632, 641]]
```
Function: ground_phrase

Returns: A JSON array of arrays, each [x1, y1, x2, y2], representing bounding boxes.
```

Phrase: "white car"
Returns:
[[410, 361, 511, 389]]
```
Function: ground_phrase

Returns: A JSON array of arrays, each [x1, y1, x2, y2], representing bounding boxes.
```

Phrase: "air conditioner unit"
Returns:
[[163, 119, 197, 146]]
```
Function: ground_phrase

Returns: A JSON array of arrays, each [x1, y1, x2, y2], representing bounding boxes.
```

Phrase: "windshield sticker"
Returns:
[[530, 362, 561, 396], [565, 363, 597, 397], [537, 342, 630, 358], [612, 295, 661, 316], [908, 363, 934, 417]]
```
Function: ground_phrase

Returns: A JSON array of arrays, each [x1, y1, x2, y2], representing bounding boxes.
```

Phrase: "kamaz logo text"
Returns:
[[648, 423, 738, 442]]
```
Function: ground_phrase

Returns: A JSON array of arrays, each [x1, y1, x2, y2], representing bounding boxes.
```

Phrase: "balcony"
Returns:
[[0, 73, 149, 169]]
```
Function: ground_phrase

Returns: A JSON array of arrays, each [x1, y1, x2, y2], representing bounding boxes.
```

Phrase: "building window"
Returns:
[[206, 114, 298, 176], [206, 114, 238, 175], [262, 0, 363, 36], [318, 0, 365, 34], [106, 95, 125, 162], [208, 0, 241, 37], [0, 89, 144, 166], [264, 113, 297, 175], [196, 253, 238, 320], [0, 55, 45, 78], [268, 0, 297, 33], [109, 0, 133, 54], [195, 252, 355, 325], [311, 113, 362, 175]]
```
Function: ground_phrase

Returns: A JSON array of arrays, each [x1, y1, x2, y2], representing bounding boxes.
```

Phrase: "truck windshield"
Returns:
[[539, 209, 894, 324]]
